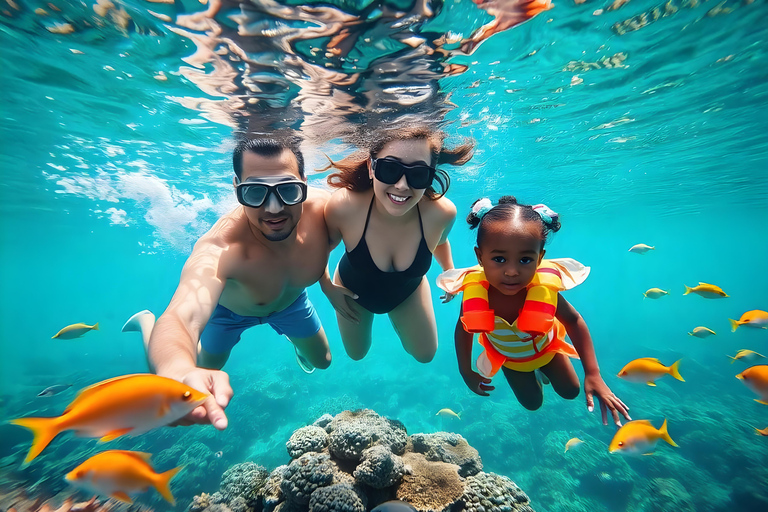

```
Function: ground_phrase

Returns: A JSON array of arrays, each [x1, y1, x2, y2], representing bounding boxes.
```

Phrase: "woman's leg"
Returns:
[[501, 366, 544, 410], [539, 353, 581, 400], [334, 267, 375, 360], [289, 327, 332, 369], [387, 277, 438, 363]]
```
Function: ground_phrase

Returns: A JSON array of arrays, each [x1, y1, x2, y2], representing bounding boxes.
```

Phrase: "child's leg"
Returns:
[[501, 366, 543, 410], [540, 354, 580, 400]]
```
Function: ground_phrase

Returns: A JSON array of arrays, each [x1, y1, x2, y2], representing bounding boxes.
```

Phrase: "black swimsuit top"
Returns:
[[338, 197, 433, 314]]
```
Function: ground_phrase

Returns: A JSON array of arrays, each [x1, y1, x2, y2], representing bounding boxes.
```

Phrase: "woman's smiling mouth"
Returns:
[[388, 193, 410, 204]]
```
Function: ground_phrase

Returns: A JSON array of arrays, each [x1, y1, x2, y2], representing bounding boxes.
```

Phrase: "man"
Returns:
[[128, 138, 356, 430]]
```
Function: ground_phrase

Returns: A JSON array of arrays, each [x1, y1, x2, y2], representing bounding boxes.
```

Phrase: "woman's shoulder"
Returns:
[[327, 188, 369, 211], [422, 195, 457, 222]]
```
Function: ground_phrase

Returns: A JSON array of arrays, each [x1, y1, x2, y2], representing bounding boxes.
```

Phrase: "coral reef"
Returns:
[[190, 409, 534, 512]]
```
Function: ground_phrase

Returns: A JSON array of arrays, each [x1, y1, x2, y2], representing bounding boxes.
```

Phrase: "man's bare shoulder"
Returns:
[[196, 207, 247, 249]]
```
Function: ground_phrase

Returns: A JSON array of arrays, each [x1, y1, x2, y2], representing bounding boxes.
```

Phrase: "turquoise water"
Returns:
[[1, 0, 767, 510]]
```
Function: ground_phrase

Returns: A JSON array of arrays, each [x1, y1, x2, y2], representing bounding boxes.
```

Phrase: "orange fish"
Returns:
[[65, 450, 181, 504], [10, 374, 208, 464], [609, 419, 677, 456], [736, 365, 768, 405], [754, 427, 768, 436], [729, 310, 768, 332], [617, 358, 684, 386]]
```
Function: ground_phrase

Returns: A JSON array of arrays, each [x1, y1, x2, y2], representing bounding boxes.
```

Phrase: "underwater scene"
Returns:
[[1, 0, 767, 510]]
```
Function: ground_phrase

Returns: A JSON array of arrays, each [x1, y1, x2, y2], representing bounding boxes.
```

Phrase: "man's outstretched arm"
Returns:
[[148, 238, 233, 430]]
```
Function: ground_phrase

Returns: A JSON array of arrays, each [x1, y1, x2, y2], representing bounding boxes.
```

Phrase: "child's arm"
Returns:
[[556, 294, 631, 426], [455, 306, 494, 396]]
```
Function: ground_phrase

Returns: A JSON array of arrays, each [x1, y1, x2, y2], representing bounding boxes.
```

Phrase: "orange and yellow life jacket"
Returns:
[[459, 260, 565, 338], [437, 258, 590, 375]]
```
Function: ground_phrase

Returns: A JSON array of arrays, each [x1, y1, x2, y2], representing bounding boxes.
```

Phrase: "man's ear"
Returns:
[[474, 246, 483, 266], [232, 176, 238, 189]]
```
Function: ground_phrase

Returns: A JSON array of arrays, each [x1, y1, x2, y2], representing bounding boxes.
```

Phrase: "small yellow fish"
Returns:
[[66, 450, 181, 504], [754, 427, 768, 436], [688, 327, 716, 338], [10, 374, 208, 464], [736, 365, 768, 405], [609, 419, 677, 456], [617, 358, 684, 386], [729, 310, 768, 332], [629, 244, 655, 254], [729, 350, 766, 364], [643, 288, 669, 299], [52, 322, 99, 339], [435, 408, 461, 419], [683, 282, 728, 298], [564, 437, 584, 453]]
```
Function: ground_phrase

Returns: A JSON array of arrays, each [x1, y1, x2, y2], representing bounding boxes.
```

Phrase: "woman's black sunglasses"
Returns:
[[235, 177, 307, 208], [371, 156, 436, 190]]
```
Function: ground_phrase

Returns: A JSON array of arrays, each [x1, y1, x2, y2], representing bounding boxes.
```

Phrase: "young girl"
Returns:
[[322, 126, 473, 363], [440, 196, 630, 426]]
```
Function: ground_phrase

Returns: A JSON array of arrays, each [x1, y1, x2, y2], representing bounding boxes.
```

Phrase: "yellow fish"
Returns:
[[609, 419, 677, 456], [736, 365, 768, 405], [629, 244, 655, 254], [564, 437, 584, 453], [10, 374, 208, 464], [617, 358, 684, 386], [52, 322, 99, 339], [65, 450, 181, 504], [754, 427, 768, 436], [688, 327, 716, 338], [435, 408, 461, 419], [729, 310, 768, 332], [683, 282, 728, 298], [728, 350, 766, 364], [643, 288, 669, 299]]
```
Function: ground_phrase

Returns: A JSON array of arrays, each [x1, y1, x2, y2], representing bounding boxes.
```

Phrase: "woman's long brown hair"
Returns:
[[324, 126, 474, 200]]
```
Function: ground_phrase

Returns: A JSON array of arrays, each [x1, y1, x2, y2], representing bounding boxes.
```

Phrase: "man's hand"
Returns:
[[323, 282, 360, 324], [584, 374, 630, 427], [166, 368, 233, 430], [461, 368, 495, 396]]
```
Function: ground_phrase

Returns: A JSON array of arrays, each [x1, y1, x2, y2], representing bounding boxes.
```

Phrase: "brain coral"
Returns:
[[281, 452, 335, 504], [308, 483, 367, 512], [353, 445, 409, 489], [287, 426, 330, 458], [219, 462, 270, 507], [263, 465, 289, 508], [410, 432, 483, 477], [460, 472, 534, 512], [395, 452, 464, 510], [328, 409, 408, 461]]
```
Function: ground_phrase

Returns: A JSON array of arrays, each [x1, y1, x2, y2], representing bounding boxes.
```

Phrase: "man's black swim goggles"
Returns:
[[235, 176, 308, 208], [371, 156, 436, 190]]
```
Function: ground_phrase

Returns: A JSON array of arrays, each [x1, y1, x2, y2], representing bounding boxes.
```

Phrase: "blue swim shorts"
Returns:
[[200, 290, 322, 355]]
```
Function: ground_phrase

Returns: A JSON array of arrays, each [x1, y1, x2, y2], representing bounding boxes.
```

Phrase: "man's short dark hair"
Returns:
[[233, 138, 305, 180]]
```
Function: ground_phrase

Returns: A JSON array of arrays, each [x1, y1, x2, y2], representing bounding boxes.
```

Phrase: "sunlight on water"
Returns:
[[0, 0, 767, 510]]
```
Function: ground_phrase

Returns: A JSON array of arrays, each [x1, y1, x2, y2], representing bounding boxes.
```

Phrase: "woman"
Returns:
[[322, 126, 474, 362]]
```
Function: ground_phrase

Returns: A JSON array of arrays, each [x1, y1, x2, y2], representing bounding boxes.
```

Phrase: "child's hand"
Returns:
[[440, 292, 457, 303], [461, 369, 495, 396], [584, 374, 630, 427]]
